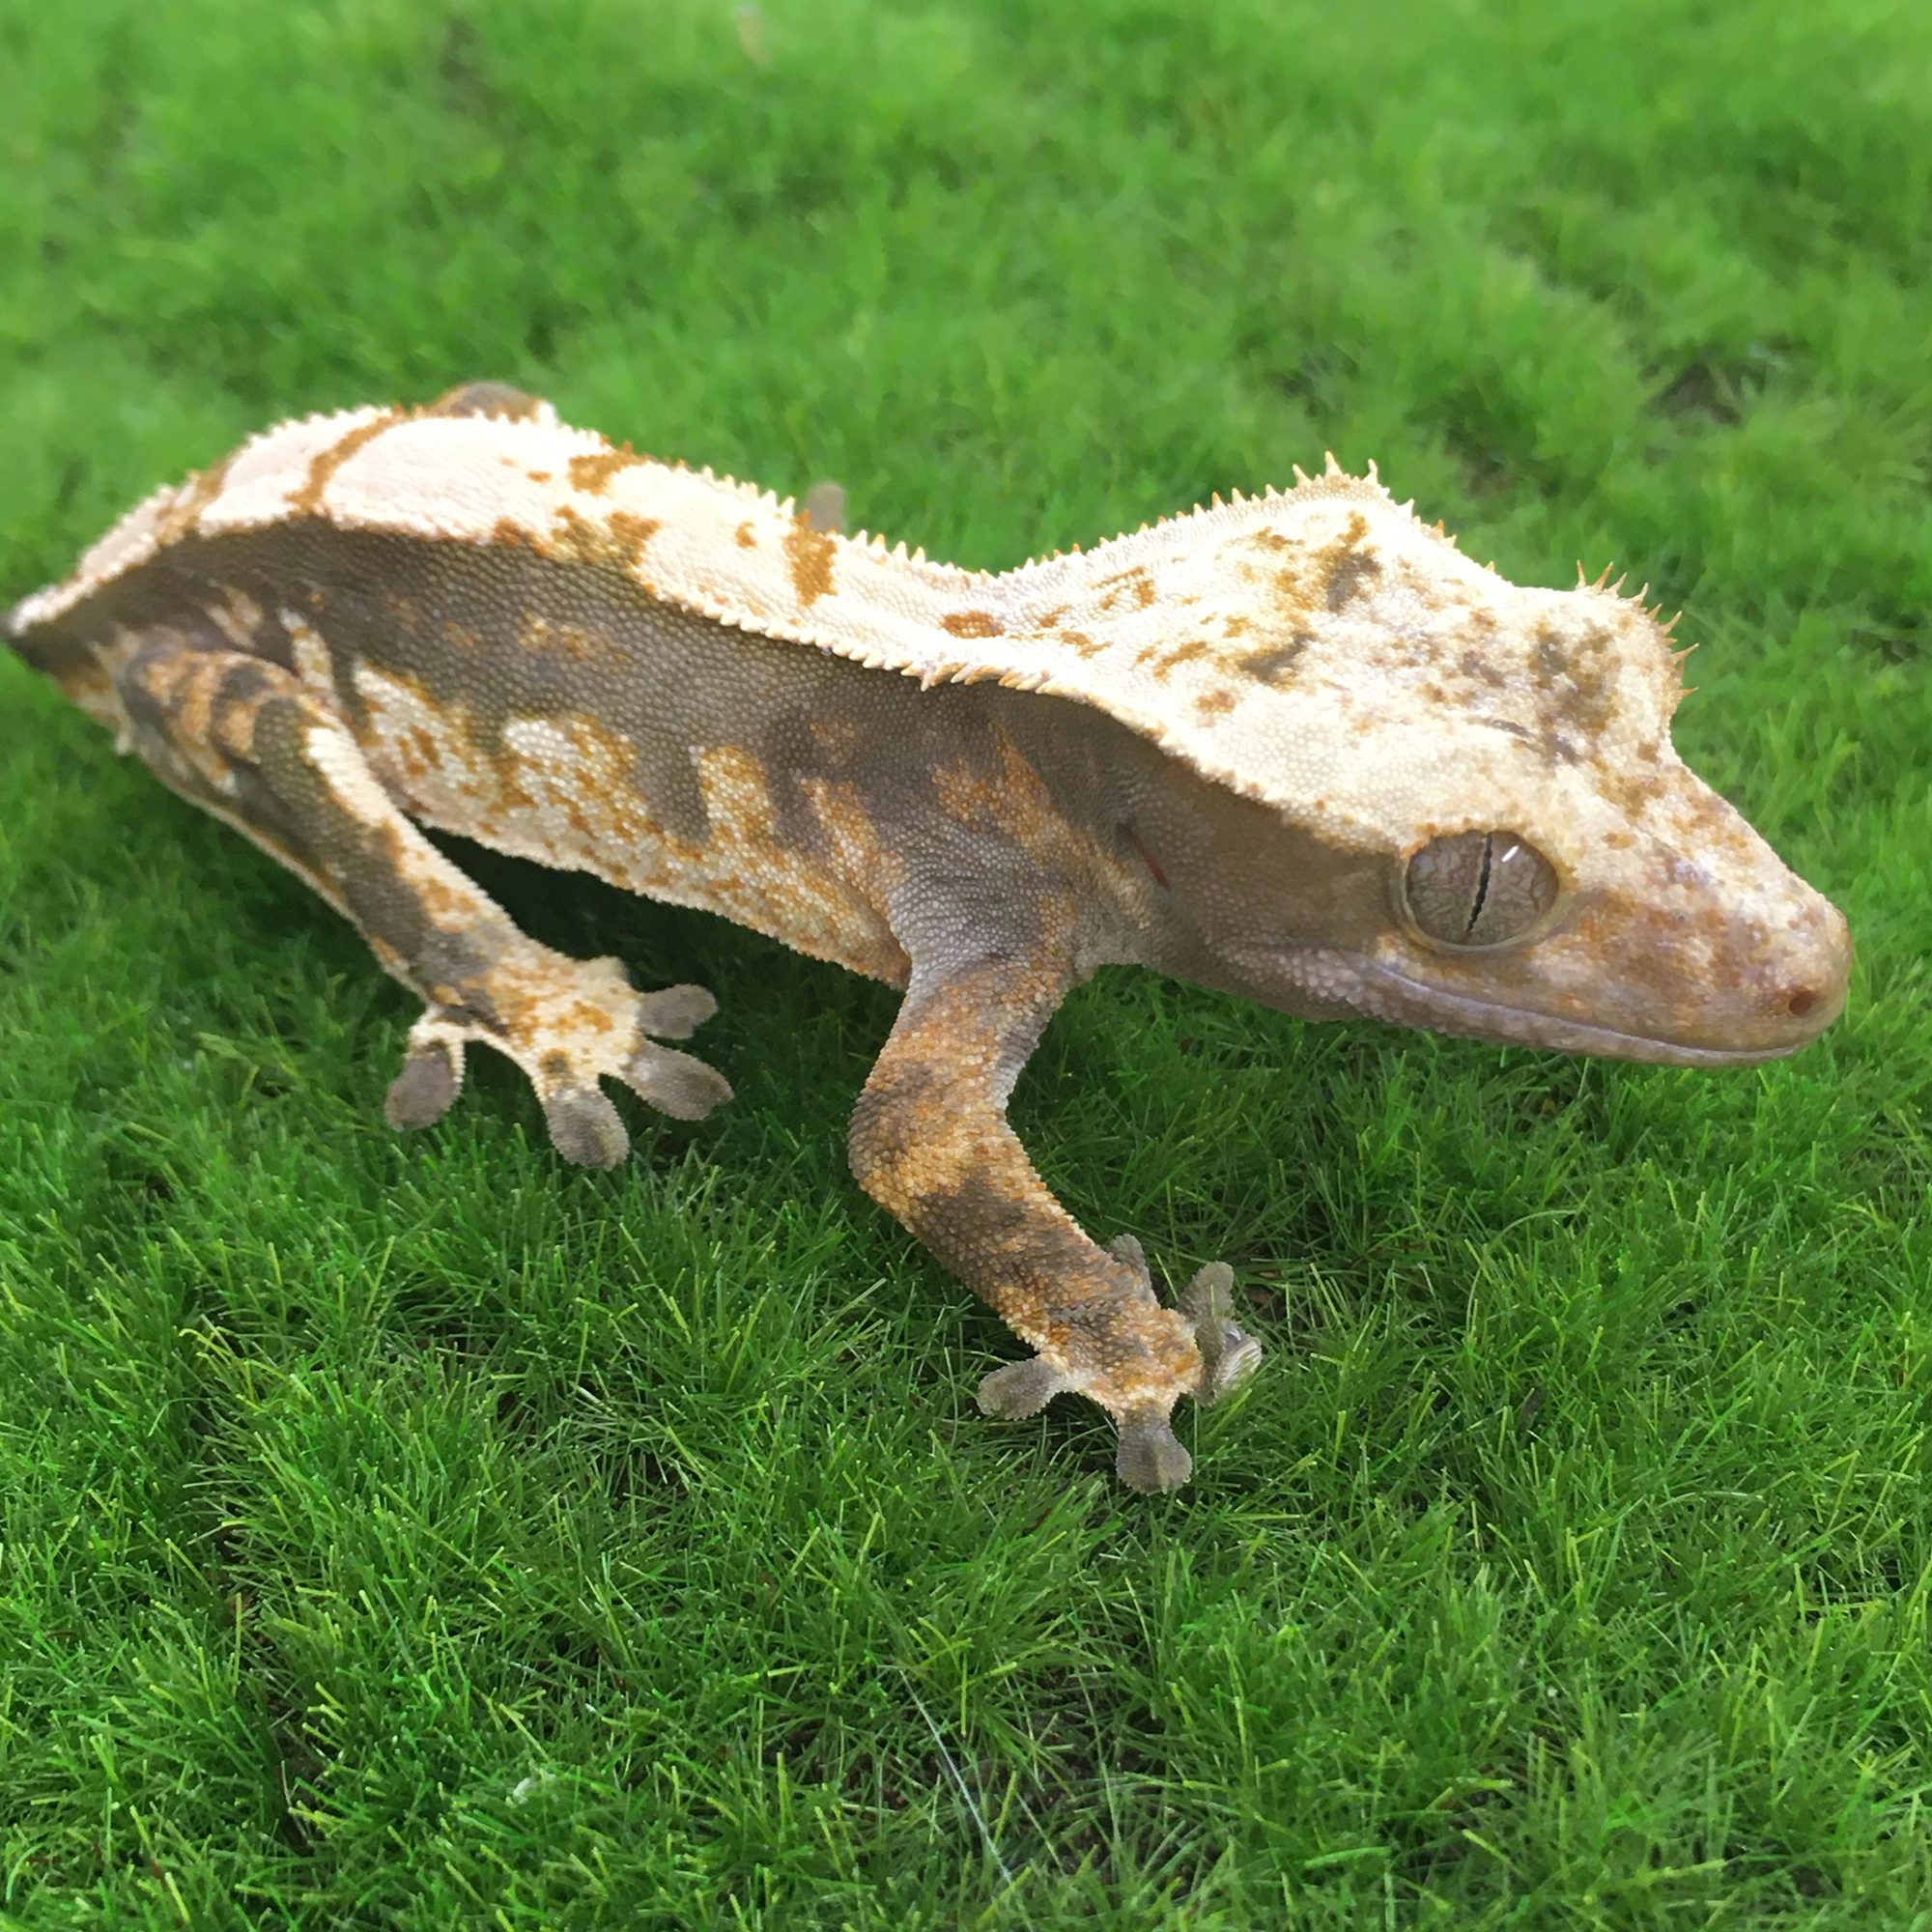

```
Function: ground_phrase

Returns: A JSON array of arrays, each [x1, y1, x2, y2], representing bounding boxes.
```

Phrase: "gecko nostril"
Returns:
[[1785, 987, 1819, 1018]]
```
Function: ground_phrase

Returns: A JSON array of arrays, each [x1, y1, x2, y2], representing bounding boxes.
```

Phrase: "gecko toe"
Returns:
[[543, 1086, 632, 1167], [384, 1037, 464, 1131], [620, 1042, 733, 1121], [977, 1354, 1075, 1419], [635, 982, 718, 1039], [1105, 1232, 1152, 1289], [1202, 1328, 1264, 1402], [1179, 1262, 1264, 1403], [1116, 1411, 1192, 1492]]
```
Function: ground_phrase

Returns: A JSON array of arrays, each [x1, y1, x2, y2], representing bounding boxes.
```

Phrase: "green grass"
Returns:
[[3, 0, 1930, 1923]]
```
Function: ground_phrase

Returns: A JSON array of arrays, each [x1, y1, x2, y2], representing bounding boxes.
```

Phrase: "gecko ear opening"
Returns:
[[1404, 830, 1557, 947]]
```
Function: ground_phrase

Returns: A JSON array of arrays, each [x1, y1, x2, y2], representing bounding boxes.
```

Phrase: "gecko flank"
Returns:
[[6, 384, 1851, 1490]]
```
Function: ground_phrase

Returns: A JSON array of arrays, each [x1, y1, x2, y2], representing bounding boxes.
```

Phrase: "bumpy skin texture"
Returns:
[[6, 384, 1852, 1490]]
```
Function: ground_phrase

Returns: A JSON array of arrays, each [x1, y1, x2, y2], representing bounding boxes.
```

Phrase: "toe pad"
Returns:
[[384, 1038, 463, 1131], [1180, 1263, 1264, 1404], [977, 1355, 1074, 1419], [1116, 1414, 1192, 1492], [543, 1086, 631, 1168]]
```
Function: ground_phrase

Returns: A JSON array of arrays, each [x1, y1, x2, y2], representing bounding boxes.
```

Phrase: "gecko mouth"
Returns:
[[1357, 959, 1833, 1067]]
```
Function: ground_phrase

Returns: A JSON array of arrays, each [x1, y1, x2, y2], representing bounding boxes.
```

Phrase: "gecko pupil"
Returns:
[[1405, 829, 1556, 948], [1464, 833, 1493, 938]]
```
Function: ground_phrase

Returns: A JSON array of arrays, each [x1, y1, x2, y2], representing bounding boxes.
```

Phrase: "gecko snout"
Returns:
[[1758, 892, 1851, 1047]]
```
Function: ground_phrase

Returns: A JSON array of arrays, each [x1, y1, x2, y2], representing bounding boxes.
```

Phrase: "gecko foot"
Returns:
[[384, 959, 731, 1164], [975, 1236, 1264, 1492], [976, 1355, 1192, 1492], [1107, 1237, 1262, 1403]]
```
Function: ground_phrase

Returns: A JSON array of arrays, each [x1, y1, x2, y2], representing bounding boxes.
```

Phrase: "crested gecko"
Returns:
[[6, 384, 1851, 1490]]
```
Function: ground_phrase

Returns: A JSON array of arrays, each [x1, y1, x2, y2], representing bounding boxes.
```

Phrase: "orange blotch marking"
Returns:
[[291, 411, 406, 518], [783, 518, 838, 606], [543, 504, 662, 571], [942, 610, 1006, 639], [521, 614, 599, 662], [1094, 565, 1156, 613], [1151, 638, 1212, 680], [567, 445, 642, 495], [1317, 511, 1381, 611], [608, 510, 662, 570], [156, 454, 235, 547]]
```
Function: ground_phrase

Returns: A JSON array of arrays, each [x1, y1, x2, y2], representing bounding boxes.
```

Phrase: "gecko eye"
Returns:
[[1404, 830, 1558, 947]]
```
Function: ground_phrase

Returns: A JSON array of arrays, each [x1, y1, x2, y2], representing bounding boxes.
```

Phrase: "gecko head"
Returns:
[[1129, 568, 1851, 1067], [1332, 770, 1853, 1066], [1349, 584, 1851, 1065]]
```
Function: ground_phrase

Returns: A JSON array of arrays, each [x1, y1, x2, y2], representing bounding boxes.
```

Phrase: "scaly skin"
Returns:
[[6, 384, 1851, 1489]]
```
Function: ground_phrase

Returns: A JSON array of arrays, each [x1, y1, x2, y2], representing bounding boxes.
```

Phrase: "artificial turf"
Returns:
[[3, 0, 1929, 1923]]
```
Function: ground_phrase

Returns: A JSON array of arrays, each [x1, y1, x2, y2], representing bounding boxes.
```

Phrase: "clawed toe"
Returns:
[[977, 1354, 1074, 1419], [1116, 1411, 1192, 1492], [635, 982, 717, 1039], [1180, 1262, 1264, 1403], [542, 1084, 632, 1168], [384, 1036, 463, 1130], [619, 1041, 733, 1121]]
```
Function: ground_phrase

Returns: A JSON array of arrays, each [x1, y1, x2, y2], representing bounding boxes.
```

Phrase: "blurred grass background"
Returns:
[[2, 0, 1929, 1924]]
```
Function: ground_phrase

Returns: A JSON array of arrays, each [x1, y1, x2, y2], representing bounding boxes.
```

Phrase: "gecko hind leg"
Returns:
[[114, 634, 730, 1166]]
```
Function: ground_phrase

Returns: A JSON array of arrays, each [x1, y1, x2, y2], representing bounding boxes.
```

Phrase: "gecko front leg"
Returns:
[[848, 944, 1260, 1491]]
